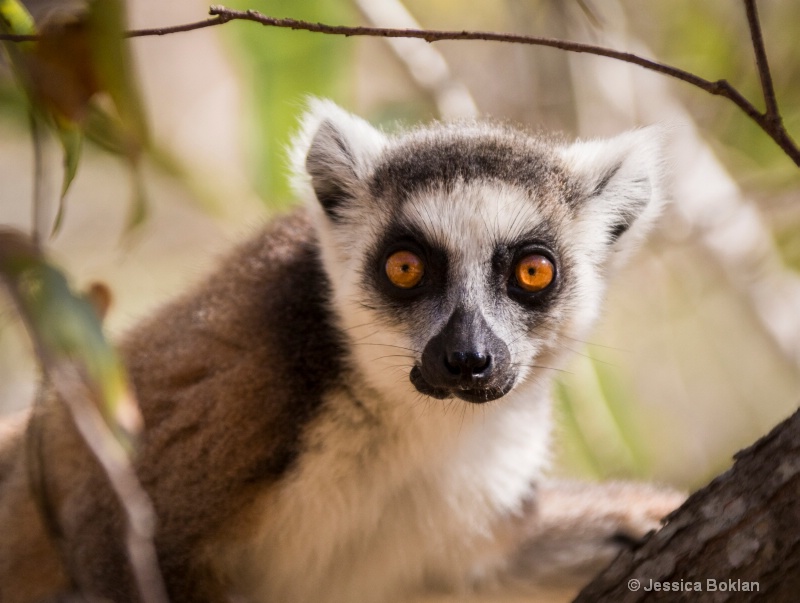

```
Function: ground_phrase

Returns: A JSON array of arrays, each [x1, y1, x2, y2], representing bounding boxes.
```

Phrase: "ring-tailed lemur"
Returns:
[[0, 100, 683, 603]]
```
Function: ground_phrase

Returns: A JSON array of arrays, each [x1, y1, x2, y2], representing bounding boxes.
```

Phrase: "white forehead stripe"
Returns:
[[400, 181, 549, 258]]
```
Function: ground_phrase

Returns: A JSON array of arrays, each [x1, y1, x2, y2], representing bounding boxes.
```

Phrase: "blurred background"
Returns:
[[1, 0, 798, 491]]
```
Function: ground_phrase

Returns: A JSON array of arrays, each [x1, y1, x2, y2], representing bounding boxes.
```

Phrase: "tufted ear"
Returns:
[[560, 127, 667, 262], [289, 99, 387, 220]]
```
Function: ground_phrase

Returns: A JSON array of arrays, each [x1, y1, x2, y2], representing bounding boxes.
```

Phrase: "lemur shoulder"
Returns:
[[0, 100, 684, 603]]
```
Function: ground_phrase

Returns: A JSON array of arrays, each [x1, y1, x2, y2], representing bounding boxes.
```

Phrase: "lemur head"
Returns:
[[291, 100, 665, 405]]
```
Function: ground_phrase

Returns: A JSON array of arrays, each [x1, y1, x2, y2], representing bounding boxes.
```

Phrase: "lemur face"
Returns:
[[362, 176, 569, 404], [292, 101, 665, 405]]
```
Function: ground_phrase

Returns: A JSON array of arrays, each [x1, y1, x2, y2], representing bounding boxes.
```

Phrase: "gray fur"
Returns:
[[368, 123, 581, 205]]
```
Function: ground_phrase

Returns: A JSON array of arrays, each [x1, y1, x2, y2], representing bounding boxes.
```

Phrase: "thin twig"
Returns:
[[205, 6, 797, 165], [207, 7, 745, 102], [0, 4, 798, 165], [124, 15, 229, 38], [203, 6, 800, 164], [743, 0, 780, 121]]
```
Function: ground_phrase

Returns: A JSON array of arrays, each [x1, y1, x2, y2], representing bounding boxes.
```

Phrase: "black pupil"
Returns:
[[528, 267, 536, 275], [402, 264, 410, 272]]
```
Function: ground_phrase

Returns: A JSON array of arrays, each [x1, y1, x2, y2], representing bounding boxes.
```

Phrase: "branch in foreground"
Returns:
[[196, 5, 800, 165], [199, 8, 747, 105], [574, 408, 800, 602], [206, 4, 800, 164], [1, 4, 798, 164]]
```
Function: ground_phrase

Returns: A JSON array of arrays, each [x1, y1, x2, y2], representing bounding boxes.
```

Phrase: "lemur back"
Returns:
[[0, 101, 683, 603]]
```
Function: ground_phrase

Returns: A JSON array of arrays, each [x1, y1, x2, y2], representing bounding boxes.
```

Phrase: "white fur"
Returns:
[[222, 379, 552, 603], [289, 98, 388, 206], [560, 127, 668, 271]]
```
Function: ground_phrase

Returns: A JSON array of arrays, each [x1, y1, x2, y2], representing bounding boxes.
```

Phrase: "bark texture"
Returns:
[[574, 408, 800, 602]]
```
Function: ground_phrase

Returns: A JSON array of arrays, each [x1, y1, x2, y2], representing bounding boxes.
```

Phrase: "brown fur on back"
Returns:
[[0, 210, 345, 602], [0, 410, 26, 483]]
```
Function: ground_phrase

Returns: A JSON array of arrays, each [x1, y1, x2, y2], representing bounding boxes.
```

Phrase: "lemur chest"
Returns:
[[219, 386, 551, 603]]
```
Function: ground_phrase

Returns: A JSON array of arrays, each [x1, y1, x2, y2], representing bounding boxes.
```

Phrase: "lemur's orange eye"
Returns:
[[385, 251, 425, 289], [515, 254, 554, 292]]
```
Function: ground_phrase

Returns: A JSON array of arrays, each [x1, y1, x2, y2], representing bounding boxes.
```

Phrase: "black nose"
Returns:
[[413, 306, 514, 401], [444, 351, 491, 377]]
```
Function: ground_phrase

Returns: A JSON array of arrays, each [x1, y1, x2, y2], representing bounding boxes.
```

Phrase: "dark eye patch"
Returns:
[[489, 224, 563, 312], [364, 221, 449, 309]]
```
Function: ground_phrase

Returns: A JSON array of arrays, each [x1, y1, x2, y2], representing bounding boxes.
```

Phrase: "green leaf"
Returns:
[[0, 0, 36, 88], [2, 0, 152, 234], [84, 0, 150, 232], [0, 230, 141, 451], [0, 0, 35, 37], [82, 102, 131, 155], [86, 0, 148, 149], [51, 120, 84, 236]]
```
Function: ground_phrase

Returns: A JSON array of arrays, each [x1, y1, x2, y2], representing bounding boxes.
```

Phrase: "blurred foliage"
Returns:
[[0, 0, 149, 455], [221, 0, 354, 206], [0, 0, 148, 234], [626, 0, 800, 189], [0, 230, 140, 451]]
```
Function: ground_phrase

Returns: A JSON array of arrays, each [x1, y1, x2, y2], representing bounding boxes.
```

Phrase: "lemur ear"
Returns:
[[561, 127, 667, 259], [290, 99, 387, 220]]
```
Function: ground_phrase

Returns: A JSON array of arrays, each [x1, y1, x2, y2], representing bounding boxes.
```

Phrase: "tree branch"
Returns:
[[200, 5, 799, 165], [124, 15, 229, 38], [574, 408, 800, 602], [1, 4, 798, 165], [743, 0, 780, 121], [201, 6, 753, 109]]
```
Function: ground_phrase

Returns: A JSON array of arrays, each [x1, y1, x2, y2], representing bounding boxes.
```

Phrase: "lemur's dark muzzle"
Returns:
[[411, 307, 515, 403]]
